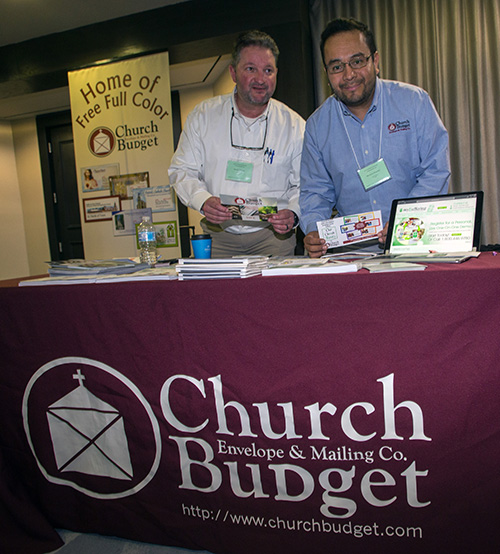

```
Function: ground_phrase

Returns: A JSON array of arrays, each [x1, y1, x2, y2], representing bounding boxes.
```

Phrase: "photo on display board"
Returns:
[[112, 208, 152, 236], [132, 185, 176, 212], [109, 172, 150, 200], [83, 196, 121, 222], [135, 220, 179, 249], [81, 163, 120, 193]]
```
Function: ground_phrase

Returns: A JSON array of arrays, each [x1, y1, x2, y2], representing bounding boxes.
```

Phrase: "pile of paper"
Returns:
[[47, 259, 147, 276], [261, 257, 361, 276], [362, 262, 427, 272], [176, 257, 269, 280], [19, 264, 178, 286], [97, 266, 178, 282]]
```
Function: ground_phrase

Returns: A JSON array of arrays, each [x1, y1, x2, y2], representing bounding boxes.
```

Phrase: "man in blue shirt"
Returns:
[[299, 18, 450, 257]]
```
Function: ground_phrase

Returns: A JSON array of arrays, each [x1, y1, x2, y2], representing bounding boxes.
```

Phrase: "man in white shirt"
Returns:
[[168, 30, 305, 257]]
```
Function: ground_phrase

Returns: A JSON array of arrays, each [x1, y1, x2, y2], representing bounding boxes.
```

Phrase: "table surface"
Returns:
[[2, 252, 499, 285]]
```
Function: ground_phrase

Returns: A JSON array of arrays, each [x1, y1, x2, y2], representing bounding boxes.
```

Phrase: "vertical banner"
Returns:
[[69, 52, 180, 260]]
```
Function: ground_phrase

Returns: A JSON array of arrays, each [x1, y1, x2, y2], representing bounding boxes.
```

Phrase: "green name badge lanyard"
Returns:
[[226, 160, 253, 183], [340, 99, 391, 191]]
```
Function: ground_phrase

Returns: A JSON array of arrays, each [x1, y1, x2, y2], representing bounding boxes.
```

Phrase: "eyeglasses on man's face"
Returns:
[[326, 53, 374, 75]]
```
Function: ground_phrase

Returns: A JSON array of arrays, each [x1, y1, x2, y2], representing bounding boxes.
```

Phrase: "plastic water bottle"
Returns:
[[138, 216, 157, 267]]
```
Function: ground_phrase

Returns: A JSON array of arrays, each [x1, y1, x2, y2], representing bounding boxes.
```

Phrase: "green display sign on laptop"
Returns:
[[374, 191, 484, 264]]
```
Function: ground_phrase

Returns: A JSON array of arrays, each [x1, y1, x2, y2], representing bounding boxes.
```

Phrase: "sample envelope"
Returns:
[[47, 381, 133, 480]]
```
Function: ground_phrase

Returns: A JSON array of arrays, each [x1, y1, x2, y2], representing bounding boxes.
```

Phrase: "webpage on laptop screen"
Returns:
[[389, 196, 477, 253]]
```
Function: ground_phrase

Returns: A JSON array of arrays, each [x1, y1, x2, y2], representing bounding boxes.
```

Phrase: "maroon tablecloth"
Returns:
[[1, 254, 500, 553]]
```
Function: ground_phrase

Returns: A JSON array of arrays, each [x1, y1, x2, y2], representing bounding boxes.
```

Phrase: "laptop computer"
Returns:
[[371, 191, 484, 264]]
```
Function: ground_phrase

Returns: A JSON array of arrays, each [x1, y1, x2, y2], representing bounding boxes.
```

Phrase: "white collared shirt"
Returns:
[[168, 90, 305, 233]]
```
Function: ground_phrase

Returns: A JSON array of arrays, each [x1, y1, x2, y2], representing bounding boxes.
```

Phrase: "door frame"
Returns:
[[37, 110, 76, 261]]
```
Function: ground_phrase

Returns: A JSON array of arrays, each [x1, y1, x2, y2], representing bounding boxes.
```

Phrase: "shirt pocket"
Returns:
[[260, 149, 294, 198], [385, 125, 419, 175]]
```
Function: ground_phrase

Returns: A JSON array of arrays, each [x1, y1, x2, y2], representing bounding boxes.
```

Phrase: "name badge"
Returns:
[[226, 160, 253, 183], [357, 158, 391, 190]]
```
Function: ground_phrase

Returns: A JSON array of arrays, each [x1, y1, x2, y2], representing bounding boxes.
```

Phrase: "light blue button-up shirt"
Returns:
[[299, 78, 450, 235]]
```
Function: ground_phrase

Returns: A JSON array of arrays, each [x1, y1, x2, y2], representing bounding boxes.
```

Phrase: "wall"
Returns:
[[12, 118, 51, 276], [0, 121, 30, 279], [0, 117, 52, 280]]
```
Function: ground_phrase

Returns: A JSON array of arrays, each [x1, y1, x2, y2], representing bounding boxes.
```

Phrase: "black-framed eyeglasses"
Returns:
[[326, 53, 374, 75], [230, 108, 268, 150]]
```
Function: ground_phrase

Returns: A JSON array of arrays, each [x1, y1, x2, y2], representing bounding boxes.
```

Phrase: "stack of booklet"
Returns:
[[176, 257, 269, 280], [46, 259, 147, 276], [19, 267, 178, 286], [19, 259, 178, 286], [261, 257, 362, 276]]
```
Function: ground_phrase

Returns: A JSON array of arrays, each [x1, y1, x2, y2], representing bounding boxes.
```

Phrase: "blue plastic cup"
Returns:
[[191, 233, 212, 258]]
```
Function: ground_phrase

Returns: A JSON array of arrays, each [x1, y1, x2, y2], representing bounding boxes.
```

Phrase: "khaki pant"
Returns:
[[201, 219, 296, 258]]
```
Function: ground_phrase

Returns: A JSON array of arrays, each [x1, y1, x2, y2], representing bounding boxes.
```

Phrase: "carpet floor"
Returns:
[[48, 530, 214, 554]]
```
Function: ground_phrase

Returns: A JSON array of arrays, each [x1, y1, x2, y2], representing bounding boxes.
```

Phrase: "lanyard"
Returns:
[[339, 98, 384, 170]]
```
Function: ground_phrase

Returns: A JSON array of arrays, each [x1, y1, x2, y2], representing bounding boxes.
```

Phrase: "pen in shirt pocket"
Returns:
[[264, 147, 275, 164]]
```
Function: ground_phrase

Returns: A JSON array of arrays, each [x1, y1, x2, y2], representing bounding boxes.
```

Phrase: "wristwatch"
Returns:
[[292, 212, 299, 228]]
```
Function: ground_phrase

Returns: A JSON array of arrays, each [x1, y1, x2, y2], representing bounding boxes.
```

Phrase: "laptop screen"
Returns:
[[385, 191, 483, 254]]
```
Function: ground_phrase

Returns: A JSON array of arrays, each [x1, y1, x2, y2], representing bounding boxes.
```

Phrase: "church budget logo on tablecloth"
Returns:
[[23, 359, 436, 545], [22, 357, 161, 499]]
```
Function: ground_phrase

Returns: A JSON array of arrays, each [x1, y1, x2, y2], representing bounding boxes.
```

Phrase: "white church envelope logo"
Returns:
[[93, 131, 110, 153], [47, 369, 133, 480], [88, 127, 115, 157], [23, 357, 161, 499]]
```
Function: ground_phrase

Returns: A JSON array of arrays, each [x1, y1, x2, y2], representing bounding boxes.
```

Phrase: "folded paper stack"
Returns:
[[176, 256, 269, 280]]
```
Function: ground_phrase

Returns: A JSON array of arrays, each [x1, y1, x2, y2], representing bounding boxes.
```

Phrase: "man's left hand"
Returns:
[[267, 209, 295, 234]]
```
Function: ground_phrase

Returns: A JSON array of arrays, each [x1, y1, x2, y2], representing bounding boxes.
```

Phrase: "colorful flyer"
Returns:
[[316, 210, 383, 248], [220, 194, 278, 221]]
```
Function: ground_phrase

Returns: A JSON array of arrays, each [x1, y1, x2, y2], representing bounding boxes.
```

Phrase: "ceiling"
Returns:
[[0, 0, 231, 119], [0, 0, 191, 47]]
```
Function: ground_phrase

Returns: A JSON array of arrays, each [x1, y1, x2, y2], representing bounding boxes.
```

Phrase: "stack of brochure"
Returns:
[[362, 262, 427, 272], [97, 266, 178, 282], [176, 257, 269, 280], [261, 257, 361, 276], [47, 259, 147, 276], [18, 259, 180, 286], [19, 266, 178, 286]]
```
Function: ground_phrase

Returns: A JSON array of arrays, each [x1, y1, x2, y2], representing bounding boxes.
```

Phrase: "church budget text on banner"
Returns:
[[68, 52, 180, 260]]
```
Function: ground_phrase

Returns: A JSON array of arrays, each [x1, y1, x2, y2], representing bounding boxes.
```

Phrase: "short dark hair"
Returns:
[[231, 30, 280, 67], [320, 18, 377, 65]]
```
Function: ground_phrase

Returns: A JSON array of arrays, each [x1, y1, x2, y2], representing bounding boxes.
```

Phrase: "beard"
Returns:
[[238, 84, 274, 106], [331, 70, 377, 109], [333, 82, 374, 108]]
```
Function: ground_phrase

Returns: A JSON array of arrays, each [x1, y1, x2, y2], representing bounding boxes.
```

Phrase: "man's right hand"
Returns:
[[304, 231, 327, 258], [202, 196, 232, 224]]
